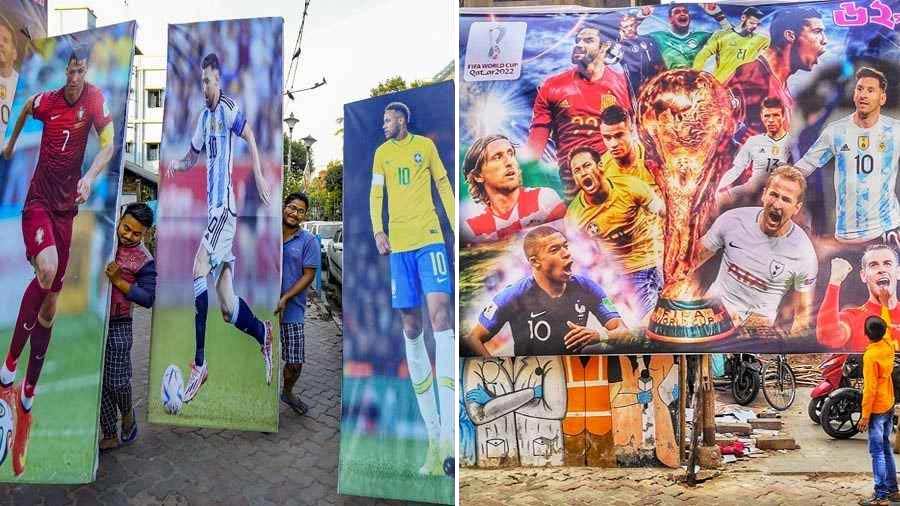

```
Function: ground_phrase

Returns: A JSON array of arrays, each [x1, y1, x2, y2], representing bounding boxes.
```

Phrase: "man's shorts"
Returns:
[[202, 205, 237, 272], [281, 321, 305, 365], [389, 243, 452, 309], [21, 203, 75, 292]]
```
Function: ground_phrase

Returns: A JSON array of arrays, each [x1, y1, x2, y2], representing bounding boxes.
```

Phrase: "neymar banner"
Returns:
[[460, 1, 900, 357], [0, 21, 135, 483], [149, 18, 283, 432], [338, 81, 455, 504]]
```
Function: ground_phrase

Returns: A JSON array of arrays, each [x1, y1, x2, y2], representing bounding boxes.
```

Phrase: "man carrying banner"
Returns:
[[99, 203, 156, 451], [0, 46, 115, 476], [369, 101, 455, 475], [461, 134, 566, 244], [696, 166, 817, 336], [692, 7, 768, 83], [727, 7, 827, 142], [796, 67, 900, 245], [526, 24, 632, 199], [464, 225, 626, 357], [565, 146, 665, 316], [276, 192, 319, 416], [167, 52, 274, 404]]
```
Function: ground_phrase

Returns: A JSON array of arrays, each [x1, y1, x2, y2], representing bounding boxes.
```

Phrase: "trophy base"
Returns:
[[646, 298, 737, 344]]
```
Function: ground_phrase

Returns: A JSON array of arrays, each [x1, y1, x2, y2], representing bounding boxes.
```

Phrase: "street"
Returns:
[[0, 305, 402, 506]]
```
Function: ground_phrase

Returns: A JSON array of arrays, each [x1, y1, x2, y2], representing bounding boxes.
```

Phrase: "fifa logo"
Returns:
[[488, 26, 506, 60]]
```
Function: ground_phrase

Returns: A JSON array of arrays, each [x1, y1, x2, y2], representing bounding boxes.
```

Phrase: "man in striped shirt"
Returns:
[[167, 52, 273, 404]]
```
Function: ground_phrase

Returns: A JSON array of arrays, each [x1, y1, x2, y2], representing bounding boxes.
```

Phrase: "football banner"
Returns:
[[0, 21, 135, 483], [148, 18, 283, 432], [460, 1, 900, 357], [0, 0, 48, 148], [338, 81, 455, 504]]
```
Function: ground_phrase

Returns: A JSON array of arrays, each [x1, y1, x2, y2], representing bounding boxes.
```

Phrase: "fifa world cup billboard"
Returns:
[[0, 21, 135, 483], [149, 18, 283, 432], [339, 81, 455, 504], [460, 1, 900, 357]]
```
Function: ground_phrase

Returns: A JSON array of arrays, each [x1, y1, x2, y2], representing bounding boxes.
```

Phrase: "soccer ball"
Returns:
[[0, 399, 11, 465], [161, 364, 185, 415]]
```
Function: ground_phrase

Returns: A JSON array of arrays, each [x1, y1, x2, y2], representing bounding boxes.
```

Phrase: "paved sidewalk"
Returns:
[[461, 467, 876, 505], [0, 305, 401, 505]]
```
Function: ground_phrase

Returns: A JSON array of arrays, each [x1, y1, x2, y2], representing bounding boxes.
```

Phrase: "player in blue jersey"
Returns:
[[167, 53, 273, 403], [464, 225, 626, 356], [797, 67, 900, 244]]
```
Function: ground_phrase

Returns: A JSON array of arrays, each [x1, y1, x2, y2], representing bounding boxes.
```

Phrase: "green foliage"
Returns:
[[369, 75, 430, 98]]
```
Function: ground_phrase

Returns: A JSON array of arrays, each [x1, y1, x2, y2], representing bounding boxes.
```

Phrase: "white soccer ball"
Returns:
[[161, 364, 185, 415], [0, 399, 11, 465]]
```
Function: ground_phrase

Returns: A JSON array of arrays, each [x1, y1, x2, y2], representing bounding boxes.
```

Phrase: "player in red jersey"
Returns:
[[726, 6, 826, 143], [0, 48, 114, 476], [526, 24, 632, 198], [817, 245, 900, 352], [462, 134, 566, 244]]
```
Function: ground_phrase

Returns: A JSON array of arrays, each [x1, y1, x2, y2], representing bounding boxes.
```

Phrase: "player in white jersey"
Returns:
[[0, 21, 19, 146], [718, 97, 792, 204], [167, 53, 274, 404], [697, 166, 817, 334], [796, 67, 900, 243]]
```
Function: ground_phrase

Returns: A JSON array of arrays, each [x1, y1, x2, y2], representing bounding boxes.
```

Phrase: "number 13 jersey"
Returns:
[[797, 114, 900, 242]]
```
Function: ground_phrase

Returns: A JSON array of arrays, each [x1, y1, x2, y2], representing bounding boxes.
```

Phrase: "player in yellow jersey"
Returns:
[[565, 146, 665, 317], [598, 105, 657, 193], [369, 101, 455, 476], [693, 7, 769, 83]]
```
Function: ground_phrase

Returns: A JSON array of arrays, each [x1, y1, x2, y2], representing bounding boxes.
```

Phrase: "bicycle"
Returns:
[[761, 354, 797, 411]]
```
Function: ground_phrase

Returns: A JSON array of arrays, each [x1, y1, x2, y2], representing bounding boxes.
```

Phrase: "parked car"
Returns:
[[326, 225, 343, 286], [309, 221, 341, 263]]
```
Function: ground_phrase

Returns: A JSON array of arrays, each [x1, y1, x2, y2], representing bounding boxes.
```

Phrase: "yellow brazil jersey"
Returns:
[[565, 175, 664, 273], [600, 143, 658, 193], [369, 134, 454, 252], [692, 29, 769, 83]]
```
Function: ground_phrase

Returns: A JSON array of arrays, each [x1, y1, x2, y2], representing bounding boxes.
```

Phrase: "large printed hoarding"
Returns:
[[0, 21, 135, 483], [149, 18, 283, 432], [0, 0, 48, 147], [339, 81, 455, 504], [460, 1, 900, 356]]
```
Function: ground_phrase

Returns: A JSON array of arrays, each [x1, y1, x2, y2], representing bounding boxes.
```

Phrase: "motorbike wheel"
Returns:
[[807, 396, 823, 425], [819, 388, 861, 439], [732, 368, 760, 406]]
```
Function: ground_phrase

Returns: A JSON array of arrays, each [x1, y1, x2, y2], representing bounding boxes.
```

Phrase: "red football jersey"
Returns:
[[26, 83, 111, 211], [527, 67, 632, 167], [462, 186, 567, 244], [727, 57, 793, 142]]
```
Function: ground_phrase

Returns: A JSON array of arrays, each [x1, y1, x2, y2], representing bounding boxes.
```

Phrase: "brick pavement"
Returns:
[[460, 466, 876, 505], [0, 305, 405, 506]]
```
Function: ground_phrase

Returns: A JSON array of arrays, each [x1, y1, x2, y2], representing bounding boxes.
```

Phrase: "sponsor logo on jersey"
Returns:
[[35, 227, 44, 245], [601, 296, 617, 313], [483, 302, 498, 320], [77, 106, 85, 121], [769, 259, 785, 278], [840, 143, 851, 152], [559, 99, 571, 109], [859, 135, 870, 150]]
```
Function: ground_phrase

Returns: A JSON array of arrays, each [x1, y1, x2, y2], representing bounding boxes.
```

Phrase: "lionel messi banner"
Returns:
[[460, 1, 900, 357]]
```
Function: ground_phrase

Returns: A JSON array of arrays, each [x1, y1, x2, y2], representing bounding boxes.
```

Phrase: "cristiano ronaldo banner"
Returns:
[[338, 81, 455, 504], [149, 18, 283, 432], [460, 1, 900, 357], [0, 21, 135, 483]]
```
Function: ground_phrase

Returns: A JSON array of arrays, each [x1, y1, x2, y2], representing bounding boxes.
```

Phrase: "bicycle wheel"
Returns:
[[762, 357, 796, 411]]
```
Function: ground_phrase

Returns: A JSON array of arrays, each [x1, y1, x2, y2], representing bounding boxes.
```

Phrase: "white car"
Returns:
[[326, 225, 343, 286]]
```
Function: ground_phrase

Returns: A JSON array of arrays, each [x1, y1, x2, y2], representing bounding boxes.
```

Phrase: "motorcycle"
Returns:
[[807, 354, 849, 424], [819, 355, 900, 439], [724, 353, 763, 405]]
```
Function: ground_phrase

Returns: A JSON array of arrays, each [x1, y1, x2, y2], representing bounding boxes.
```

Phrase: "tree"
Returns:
[[369, 75, 430, 98], [283, 134, 313, 196]]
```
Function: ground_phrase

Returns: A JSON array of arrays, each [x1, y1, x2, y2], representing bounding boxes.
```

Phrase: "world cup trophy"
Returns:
[[637, 69, 737, 344]]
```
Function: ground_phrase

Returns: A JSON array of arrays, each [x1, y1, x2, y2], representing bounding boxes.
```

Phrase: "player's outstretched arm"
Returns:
[[429, 141, 456, 235], [465, 324, 495, 357], [77, 123, 115, 204], [692, 33, 717, 72], [369, 160, 391, 255], [168, 148, 199, 178], [2, 94, 36, 160], [816, 257, 853, 348], [789, 291, 814, 336], [240, 125, 270, 206]]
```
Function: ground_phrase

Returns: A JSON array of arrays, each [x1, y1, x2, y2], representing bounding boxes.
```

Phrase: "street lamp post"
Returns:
[[284, 112, 299, 178], [301, 134, 317, 192]]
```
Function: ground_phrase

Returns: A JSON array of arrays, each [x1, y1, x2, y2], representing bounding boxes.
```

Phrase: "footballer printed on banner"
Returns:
[[464, 22, 527, 82]]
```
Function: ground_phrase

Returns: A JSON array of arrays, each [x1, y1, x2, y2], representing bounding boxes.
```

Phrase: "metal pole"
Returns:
[[287, 126, 294, 181]]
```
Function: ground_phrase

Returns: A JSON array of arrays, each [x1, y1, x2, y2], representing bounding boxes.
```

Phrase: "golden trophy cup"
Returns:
[[637, 69, 737, 344]]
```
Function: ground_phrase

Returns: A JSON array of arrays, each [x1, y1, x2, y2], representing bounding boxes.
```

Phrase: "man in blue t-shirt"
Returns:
[[277, 192, 321, 415], [464, 225, 625, 356]]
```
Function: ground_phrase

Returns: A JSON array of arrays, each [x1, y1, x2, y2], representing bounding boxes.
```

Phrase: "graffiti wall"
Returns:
[[460, 1, 900, 356], [461, 354, 680, 468]]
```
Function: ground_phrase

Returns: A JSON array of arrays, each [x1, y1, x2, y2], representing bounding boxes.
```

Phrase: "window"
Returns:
[[146, 143, 160, 161], [147, 89, 162, 108], [125, 141, 133, 154]]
